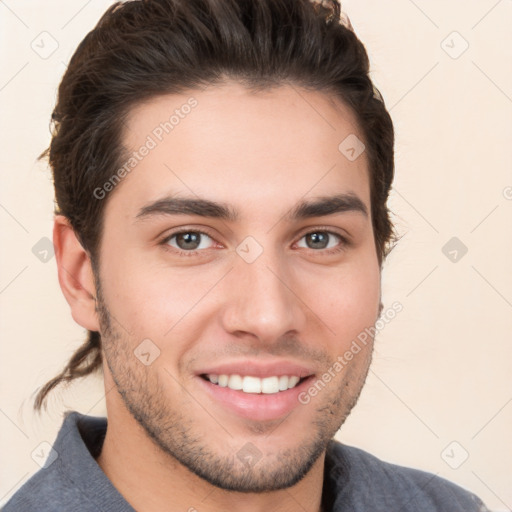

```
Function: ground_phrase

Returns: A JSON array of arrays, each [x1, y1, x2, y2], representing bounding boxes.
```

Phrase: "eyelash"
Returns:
[[159, 227, 350, 257]]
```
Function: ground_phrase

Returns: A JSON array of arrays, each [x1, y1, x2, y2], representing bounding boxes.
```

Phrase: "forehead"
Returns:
[[109, 81, 370, 221]]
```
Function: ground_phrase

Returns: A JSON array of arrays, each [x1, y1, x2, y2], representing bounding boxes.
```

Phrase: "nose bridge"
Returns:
[[220, 243, 305, 342]]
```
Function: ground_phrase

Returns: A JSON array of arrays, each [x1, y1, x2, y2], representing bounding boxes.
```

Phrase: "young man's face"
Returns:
[[94, 81, 381, 491]]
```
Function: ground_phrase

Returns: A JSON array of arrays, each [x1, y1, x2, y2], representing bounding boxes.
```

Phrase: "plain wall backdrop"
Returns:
[[1, 0, 511, 509]]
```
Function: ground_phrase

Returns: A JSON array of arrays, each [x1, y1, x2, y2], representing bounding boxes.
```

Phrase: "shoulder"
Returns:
[[2, 460, 82, 512], [2, 411, 127, 512], [325, 440, 490, 512]]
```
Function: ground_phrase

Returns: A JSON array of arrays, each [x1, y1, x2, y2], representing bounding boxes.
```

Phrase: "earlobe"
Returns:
[[53, 215, 100, 331]]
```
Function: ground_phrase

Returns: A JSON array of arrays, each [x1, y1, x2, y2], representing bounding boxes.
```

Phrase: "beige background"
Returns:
[[1, 0, 511, 509]]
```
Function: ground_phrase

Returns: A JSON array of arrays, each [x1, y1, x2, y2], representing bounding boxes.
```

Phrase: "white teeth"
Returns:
[[288, 376, 300, 389], [206, 374, 305, 394], [242, 376, 261, 393], [261, 376, 279, 394], [228, 374, 243, 390]]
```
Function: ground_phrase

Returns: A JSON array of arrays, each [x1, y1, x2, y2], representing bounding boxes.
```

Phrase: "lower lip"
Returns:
[[196, 376, 314, 422]]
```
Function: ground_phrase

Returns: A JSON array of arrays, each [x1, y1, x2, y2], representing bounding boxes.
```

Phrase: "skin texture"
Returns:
[[54, 81, 382, 512]]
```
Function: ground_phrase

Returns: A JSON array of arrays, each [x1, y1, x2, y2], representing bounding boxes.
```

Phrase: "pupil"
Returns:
[[178, 232, 200, 250], [308, 232, 328, 249]]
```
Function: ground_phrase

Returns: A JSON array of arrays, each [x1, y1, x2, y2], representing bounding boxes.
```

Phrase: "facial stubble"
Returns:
[[94, 274, 374, 493]]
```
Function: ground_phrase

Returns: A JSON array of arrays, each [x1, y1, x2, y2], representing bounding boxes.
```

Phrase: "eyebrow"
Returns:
[[135, 193, 368, 222]]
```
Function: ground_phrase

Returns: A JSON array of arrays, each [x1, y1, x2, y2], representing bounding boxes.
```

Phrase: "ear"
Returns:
[[53, 215, 100, 331]]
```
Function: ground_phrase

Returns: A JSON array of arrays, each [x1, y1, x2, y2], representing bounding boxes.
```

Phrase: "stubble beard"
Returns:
[[94, 278, 374, 493]]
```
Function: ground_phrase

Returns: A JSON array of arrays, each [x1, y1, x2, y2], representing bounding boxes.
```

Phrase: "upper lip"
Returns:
[[196, 359, 316, 379]]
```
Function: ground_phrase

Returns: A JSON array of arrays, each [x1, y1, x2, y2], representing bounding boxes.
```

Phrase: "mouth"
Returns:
[[199, 373, 310, 394], [196, 370, 316, 422]]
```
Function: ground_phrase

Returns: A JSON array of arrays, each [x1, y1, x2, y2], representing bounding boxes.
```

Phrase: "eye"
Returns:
[[160, 227, 349, 257], [162, 230, 216, 253], [296, 230, 347, 254]]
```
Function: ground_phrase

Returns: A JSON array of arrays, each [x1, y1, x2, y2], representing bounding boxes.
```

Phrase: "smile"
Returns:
[[202, 374, 306, 394]]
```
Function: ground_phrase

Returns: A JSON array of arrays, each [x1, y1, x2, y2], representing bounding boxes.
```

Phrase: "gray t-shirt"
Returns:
[[2, 411, 490, 511]]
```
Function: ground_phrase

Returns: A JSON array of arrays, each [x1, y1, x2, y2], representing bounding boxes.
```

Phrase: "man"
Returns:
[[3, 0, 490, 510]]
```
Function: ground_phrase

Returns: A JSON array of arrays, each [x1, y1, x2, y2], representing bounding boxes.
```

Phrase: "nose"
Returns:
[[219, 246, 307, 345]]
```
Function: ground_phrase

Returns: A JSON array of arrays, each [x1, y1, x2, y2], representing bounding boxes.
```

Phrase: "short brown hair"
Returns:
[[34, 0, 397, 411]]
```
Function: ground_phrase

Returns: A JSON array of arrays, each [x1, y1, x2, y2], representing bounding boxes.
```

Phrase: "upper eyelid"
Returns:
[[161, 227, 217, 245], [296, 225, 349, 240]]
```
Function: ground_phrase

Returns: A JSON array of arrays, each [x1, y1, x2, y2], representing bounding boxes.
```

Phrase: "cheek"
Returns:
[[99, 251, 219, 341], [305, 259, 380, 346], [99, 233, 380, 353]]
